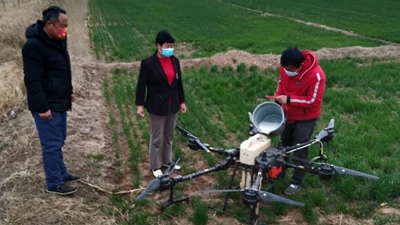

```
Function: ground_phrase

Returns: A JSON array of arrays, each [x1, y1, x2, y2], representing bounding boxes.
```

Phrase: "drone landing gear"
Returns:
[[223, 163, 240, 211], [243, 191, 261, 225], [161, 183, 189, 211]]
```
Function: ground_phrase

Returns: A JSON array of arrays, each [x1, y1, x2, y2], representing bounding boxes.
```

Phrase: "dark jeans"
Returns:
[[281, 119, 317, 186], [32, 111, 70, 189]]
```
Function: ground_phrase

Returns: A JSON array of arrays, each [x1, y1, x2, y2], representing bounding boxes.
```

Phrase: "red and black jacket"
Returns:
[[275, 50, 326, 122]]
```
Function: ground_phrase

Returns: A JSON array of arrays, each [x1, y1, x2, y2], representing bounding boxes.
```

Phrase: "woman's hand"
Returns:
[[180, 103, 187, 113], [137, 105, 145, 118]]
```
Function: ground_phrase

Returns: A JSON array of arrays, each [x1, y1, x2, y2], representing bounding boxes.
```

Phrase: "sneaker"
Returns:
[[46, 184, 77, 195], [162, 164, 181, 170], [152, 169, 163, 177], [63, 174, 81, 182], [284, 184, 302, 195]]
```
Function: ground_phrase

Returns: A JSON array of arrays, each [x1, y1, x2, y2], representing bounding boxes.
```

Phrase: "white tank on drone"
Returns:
[[239, 133, 271, 165]]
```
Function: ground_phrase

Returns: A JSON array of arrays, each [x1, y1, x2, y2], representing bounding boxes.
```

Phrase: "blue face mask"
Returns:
[[161, 48, 174, 58], [284, 68, 298, 77]]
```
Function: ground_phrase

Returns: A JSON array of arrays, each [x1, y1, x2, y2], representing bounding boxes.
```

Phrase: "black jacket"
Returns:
[[22, 20, 73, 113], [135, 52, 185, 115]]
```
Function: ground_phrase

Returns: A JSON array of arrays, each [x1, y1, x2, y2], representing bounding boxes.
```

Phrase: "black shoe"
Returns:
[[284, 184, 302, 195], [46, 184, 77, 195], [63, 174, 80, 182]]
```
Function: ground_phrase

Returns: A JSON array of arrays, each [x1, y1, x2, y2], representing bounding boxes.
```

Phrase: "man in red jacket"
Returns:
[[273, 47, 326, 194]]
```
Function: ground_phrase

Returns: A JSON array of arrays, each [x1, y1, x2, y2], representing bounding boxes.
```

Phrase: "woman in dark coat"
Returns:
[[135, 30, 187, 177]]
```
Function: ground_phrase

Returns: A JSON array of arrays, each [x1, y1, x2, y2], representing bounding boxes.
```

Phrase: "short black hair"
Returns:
[[42, 6, 66, 23], [155, 30, 175, 46], [280, 47, 304, 67]]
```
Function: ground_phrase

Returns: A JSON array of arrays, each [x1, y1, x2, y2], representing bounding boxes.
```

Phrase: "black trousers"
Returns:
[[281, 119, 317, 186]]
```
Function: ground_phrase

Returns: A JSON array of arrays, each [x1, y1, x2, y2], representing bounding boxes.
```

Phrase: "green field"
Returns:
[[222, 0, 400, 43], [88, 0, 400, 224], [103, 60, 400, 224], [88, 0, 383, 62]]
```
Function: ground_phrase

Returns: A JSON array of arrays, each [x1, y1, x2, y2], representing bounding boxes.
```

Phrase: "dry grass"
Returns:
[[0, 62, 26, 121]]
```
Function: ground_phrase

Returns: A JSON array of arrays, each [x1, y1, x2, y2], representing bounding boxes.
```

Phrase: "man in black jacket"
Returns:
[[22, 6, 79, 195]]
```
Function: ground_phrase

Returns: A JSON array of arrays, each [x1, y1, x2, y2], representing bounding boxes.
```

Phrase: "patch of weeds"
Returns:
[[87, 153, 105, 161], [350, 201, 376, 218], [249, 65, 258, 72], [210, 65, 219, 73], [163, 202, 188, 218], [374, 214, 400, 225], [190, 196, 209, 225], [302, 199, 318, 224], [236, 63, 246, 73]]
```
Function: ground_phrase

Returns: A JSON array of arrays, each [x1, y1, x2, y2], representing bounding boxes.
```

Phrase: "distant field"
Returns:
[[88, 0, 382, 62], [223, 0, 400, 43]]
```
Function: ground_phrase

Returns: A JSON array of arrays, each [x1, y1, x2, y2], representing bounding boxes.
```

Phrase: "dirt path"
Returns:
[[1, 1, 400, 225]]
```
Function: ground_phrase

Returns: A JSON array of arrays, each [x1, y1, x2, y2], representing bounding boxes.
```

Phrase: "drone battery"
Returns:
[[239, 133, 271, 165]]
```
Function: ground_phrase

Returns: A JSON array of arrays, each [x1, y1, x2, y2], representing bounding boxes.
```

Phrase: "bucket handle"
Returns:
[[248, 112, 253, 124]]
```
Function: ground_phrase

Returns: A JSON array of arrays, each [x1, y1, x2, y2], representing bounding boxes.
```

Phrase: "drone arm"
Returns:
[[284, 139, 318, 154], [175, 156, 237, 184], [209, 147, 240, 157], [283, 160, 323, 176]]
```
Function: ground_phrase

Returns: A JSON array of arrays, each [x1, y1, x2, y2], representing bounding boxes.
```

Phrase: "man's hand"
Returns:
[[180, 103, 187, 113], [71, 94, 76, 102], [137, 105, 145, 118], [39, 110, 52, 120], [275, 95, 288, 105]]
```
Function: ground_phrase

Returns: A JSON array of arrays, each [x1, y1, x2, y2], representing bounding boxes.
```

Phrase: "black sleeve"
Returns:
[[176, 59, 185, 103], [135, 59, 148, 106], [22, 41, 49, 113]]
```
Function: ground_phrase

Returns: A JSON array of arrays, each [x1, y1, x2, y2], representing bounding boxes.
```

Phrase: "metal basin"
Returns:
[[249, 101, 285, 137]]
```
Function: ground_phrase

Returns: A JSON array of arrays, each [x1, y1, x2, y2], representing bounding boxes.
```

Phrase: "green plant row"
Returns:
[[88, 0, 382, 62], [105, 58, 400, 224], [222, 0, 400, 43]]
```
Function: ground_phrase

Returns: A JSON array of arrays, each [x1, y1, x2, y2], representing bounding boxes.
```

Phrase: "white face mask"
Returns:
[[284, 68, 298, 77]]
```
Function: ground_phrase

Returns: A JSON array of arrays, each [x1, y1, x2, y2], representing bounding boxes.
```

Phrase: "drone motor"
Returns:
[[318, 164, 335, 181]]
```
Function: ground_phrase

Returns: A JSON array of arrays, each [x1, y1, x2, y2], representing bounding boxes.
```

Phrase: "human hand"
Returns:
[[137, 106, 145, 118], [180, 103, 187, 113], [71, 94, 76, 102], [264, 95, 276, 100], [275, 95, 288, 104], [39, 110, 52, 120]]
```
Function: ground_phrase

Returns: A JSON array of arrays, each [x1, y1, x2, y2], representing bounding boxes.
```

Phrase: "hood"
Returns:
[[25, 20, 60, 48], [25, 20, 46, 39], [298, 50, 319, 79]]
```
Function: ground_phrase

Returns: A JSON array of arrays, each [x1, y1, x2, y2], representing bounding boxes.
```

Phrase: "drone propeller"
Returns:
[[327, 119, 334, 129], [198, 189, 304, 207], [329, 164, 379, 180], [165, 157, 181, 176], [315, 119, 335, 141], [176, 126, 210, 152], [136, 158, 181, 200], [136, 177, 161, 200]]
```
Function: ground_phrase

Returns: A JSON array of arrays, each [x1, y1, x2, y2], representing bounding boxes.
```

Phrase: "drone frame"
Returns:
[[136, 119, 378, 225]]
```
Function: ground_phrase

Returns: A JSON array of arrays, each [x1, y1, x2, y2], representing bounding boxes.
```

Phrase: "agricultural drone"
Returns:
[[136, 102, 379, 225]]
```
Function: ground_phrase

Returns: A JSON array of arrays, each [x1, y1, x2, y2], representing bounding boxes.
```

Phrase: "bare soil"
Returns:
[[1, 1, 400, 225]]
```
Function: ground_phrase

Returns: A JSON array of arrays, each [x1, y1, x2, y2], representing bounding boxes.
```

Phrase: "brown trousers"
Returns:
[[148, 110, 178, 170]]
